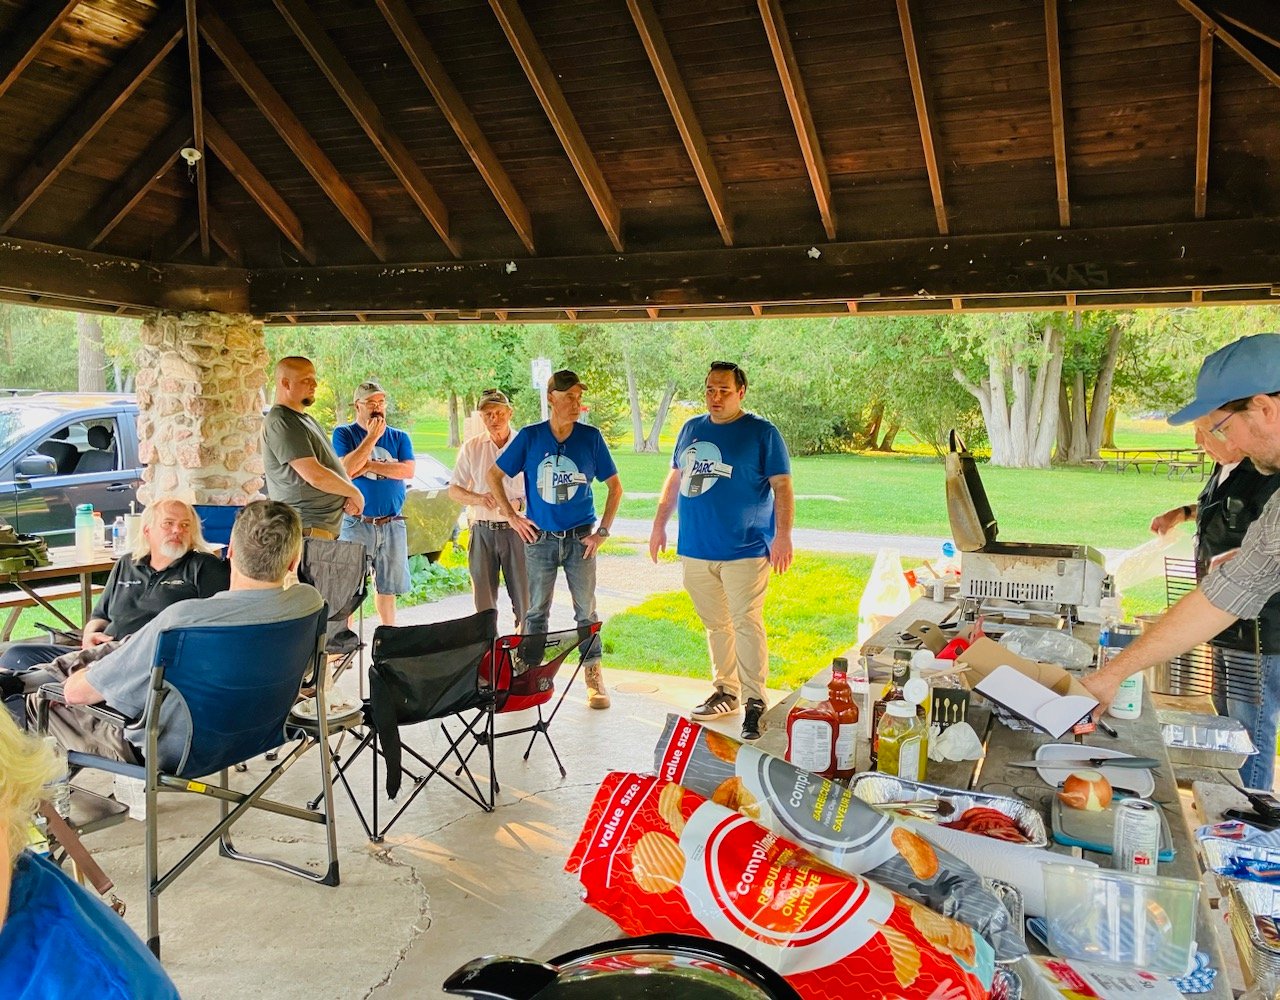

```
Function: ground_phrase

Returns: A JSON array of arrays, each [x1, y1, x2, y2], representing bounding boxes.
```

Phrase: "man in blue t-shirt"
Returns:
[[488, 370, 623, 709], [334, 381, 416, 625], [649, 361, 793, 741]]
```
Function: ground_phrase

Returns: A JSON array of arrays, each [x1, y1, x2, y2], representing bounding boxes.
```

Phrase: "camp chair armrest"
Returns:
[[36, 681, 138, 728]]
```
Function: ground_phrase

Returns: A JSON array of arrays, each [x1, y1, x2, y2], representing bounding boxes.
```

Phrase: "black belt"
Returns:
[[538, 524, 593, 540], [474, 520, 512, 529], [358, 515, 404, 525]]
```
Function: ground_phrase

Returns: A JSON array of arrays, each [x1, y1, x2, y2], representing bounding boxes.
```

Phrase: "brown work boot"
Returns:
[[584, 663, 610, 709]]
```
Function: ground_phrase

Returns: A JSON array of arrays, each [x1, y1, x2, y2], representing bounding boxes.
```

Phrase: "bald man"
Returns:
[[263, 356, 363, 539]]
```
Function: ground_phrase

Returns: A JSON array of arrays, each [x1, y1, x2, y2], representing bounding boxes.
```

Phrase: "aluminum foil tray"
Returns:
[[848, 773, 1048, 847], [1158, 709, 1257, 769], [1202, 837, 1280, 896], [1226, 879, 1280, 984]]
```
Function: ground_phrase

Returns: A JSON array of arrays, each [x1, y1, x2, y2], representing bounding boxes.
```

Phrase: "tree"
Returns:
[[1055, 311, 1123, 464]]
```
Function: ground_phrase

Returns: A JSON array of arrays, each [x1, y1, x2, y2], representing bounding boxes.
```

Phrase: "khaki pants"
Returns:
[[682, 556, 770, 705]]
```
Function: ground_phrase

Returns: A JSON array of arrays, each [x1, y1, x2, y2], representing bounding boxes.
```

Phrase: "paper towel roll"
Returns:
[[908, 820, 1097, 917]]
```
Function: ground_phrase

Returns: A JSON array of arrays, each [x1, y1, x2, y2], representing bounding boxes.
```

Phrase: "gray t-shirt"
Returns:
[[263, 404, 349, 534], [87, 584, 324, 772]]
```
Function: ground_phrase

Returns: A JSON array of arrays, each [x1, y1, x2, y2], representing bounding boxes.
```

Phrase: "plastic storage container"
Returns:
[[1041, 863, 1200, 977], [74, 503, 96, 560]]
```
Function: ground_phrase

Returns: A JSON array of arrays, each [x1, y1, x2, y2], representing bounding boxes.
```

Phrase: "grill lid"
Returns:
[[945, 430, 998, 551]]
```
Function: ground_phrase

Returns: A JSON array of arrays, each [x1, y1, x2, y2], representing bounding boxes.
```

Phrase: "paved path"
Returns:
[[613, 516, 952, 559]]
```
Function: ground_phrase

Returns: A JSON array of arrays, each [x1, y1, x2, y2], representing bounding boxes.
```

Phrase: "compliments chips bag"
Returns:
[[567, 771, 994, 999]]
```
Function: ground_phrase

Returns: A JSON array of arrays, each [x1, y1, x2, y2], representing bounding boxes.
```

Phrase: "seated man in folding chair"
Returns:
[[34, 501, 322, 778]]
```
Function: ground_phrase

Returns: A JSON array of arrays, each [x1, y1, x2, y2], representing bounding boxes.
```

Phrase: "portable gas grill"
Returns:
[[946, 433, 1111, 630]]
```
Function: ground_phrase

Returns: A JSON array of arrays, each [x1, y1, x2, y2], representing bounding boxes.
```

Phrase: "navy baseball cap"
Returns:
[[1169, 333, 1280, 425]]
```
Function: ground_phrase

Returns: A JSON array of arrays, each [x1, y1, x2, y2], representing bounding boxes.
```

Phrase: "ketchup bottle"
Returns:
[[786, 681, 838, 779], [827, 657, 860, 781]]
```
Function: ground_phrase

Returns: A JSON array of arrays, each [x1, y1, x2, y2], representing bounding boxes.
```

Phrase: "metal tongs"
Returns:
[[869, 798, 957, 819]]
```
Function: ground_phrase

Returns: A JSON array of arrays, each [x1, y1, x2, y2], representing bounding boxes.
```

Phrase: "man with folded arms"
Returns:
[[334, 380, 415, 626], [486, 370, 622, 709], [263, 356, 363, 539], [449, 388, 529, 632]]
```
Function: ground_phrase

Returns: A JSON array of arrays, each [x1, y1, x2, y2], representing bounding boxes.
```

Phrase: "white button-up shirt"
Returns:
[[451, 431, 525, 525]]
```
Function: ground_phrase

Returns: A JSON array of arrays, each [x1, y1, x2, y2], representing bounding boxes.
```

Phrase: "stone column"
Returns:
[[135, 312, 269, 506]]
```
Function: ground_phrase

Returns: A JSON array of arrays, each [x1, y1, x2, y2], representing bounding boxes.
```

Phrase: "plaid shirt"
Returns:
[[1203, 490, 1280, 618]]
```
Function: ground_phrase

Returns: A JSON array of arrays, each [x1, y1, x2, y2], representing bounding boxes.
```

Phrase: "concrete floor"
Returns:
[[72, 556, 773, 999]]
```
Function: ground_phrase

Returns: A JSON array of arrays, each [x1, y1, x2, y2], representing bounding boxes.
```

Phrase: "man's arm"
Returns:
[[81, 617, 113, 648], [289, 457, 363, 504], [366, 458, 415, 480], [1081, 589, 1236, 706], [648, 467, 682, 562], [63, 667, 106, 705], [335, 423, 379, 479], [487, 464, 537, 542], [584, 474, 623, 559], [1150, 503, 1194, 535], [769, 473, 795, 573]]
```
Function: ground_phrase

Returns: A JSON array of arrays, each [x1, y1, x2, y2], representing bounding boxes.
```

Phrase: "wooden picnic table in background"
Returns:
[[1087, 447, 1207, 479]]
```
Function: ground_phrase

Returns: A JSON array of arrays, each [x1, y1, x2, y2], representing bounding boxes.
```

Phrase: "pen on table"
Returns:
[[1096, 718, 1118, 738]]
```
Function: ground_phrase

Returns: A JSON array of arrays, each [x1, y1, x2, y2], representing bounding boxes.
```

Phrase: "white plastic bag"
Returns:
[[1107, 531, 1192, 592], [857, 547, 911, 644]]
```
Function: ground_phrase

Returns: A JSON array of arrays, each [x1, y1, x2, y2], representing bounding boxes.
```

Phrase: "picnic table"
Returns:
[[0, 545, 115, 640], [1088, 447, 1208, 479]]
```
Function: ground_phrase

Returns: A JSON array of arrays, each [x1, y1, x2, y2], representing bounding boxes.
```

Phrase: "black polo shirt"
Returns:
[[91, 550, 231, 639]]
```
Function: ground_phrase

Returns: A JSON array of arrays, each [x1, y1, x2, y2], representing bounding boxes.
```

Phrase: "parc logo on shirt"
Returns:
[[362, 444, 393, 480], [678, 440, 734, 497], [536, 452, 588, 504]]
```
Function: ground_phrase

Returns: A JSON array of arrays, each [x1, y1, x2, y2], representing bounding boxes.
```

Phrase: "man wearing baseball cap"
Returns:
[[449, 389, 529, 631], [333, 380, 416, 626], [1085, 334, 1280, 778], [486, 370, 623, 709]]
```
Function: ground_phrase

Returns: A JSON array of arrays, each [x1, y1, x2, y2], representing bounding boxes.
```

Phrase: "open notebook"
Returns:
[[974, 664, 1099, 739]]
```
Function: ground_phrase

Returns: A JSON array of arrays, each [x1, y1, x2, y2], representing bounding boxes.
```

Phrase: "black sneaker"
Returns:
[[691, 690, 740, 721], [741, 699, 766, 741]]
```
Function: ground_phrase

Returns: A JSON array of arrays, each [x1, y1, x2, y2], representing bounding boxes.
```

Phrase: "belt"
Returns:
[[358, 515, 404, 525], [302, 527, 336, 540], [538, 524, 593, 540], [474, 520, 511, 529]]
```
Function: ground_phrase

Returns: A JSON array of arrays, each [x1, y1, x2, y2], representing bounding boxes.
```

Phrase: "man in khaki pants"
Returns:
[[649, 362, 794, 740]]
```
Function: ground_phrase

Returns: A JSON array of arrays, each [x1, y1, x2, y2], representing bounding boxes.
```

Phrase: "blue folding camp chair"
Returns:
[[36, 607, 337, 957], [192, 503, 241, 554]]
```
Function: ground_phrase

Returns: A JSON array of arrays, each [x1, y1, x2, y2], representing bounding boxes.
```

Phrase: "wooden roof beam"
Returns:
[[0, 0, 82, 102], [627, 0, 733, 247], [1207, 0, 1280, 48], [207, 206, 243, 266], [895, 0, 949, 236], [204, 113, 313, 264], [488, 0, 624, 252], [200, 4, 383, 260], [1177, 0, 1280, 89], [758, 0, 835, 241], [185, 0, 210, 260], [377, 0, 533, 254], [0, 3, 185, 233], [81, 116, 192, 250], [1195, 22, 1213, 219], [1044, 0, 1070, 227], [273, 0, 459, 258]]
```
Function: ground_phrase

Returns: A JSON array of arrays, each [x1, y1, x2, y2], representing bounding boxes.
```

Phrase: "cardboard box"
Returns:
[[957, 638, 1099, 738]]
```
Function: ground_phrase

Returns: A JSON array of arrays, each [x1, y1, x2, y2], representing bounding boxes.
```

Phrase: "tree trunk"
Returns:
[[644, 381, 677, 452], [448, 390, 460, 447], [876, 421, 901, 452], [1102, 407, 1117, 450], [626, 363, 645, 452], [76, 313, 107, 391], [1029, 321, 1065, 467], [860, 400, 885, 450], [1086, 321, 1123, 457], [1056, 383, 1074, 460]]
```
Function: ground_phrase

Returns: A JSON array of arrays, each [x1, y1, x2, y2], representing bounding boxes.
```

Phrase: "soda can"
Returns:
[[1113, 798, 1161, 874]]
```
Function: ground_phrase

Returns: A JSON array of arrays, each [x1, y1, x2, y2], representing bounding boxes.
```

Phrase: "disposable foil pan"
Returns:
[[1201, 836, 1280, 895], [848, 773, 1048, 847], [1226, 879, 1280, 984], [1158, 709, 1257, 769]]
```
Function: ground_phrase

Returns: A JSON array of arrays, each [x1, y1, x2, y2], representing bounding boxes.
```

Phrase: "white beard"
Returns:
[[158, 540, 190, 560]]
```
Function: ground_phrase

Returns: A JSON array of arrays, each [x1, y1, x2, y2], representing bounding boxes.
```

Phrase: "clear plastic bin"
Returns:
[[1041, 863, 1201, 977]]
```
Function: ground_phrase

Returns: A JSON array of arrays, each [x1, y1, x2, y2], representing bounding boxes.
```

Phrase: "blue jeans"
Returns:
[[1215, 652, 1280, 790], [524, 529, 602, 663], [340, 516, 410, 595]]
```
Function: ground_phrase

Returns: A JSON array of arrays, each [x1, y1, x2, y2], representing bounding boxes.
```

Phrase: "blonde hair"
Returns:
[[130, 497, 217, 562], [0, 711, 57, 865]]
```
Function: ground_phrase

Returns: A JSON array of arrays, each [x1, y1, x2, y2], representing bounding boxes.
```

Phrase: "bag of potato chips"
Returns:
[[653, 714, 1025, 960], [567, 771, 995, 999]]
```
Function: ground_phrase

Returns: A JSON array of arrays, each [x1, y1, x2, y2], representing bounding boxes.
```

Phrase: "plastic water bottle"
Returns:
[[43, 737, 71, 818], [111, 516, 127, 556], [74, 503, 96, 560]]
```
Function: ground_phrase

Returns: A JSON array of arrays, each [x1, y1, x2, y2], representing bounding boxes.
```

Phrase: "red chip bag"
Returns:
[[567, 772, 995, 1000]]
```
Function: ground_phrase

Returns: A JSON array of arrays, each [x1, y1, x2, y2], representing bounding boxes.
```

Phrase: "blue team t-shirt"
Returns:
[[673, 412, 791, 561], [0, 851, 180, 999], [332, 423, 415, 518], [496, 421, 618, 532]]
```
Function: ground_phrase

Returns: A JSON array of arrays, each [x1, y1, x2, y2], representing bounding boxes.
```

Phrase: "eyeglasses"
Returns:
[[1207, 409, 1239, 442], [709, 361, 740, 373]]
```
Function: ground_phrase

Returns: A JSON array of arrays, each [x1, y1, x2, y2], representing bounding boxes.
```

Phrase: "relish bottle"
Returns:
[[827, 657, 860, 781], [786, 681, 838, 779], [875, 678, 930, 781]]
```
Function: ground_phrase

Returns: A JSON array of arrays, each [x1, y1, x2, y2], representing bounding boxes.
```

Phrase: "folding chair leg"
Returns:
[[145, 765, 160, 957]]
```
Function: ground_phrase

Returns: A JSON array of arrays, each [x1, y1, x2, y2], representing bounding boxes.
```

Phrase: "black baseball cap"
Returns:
[[547, 369, 585, 393]]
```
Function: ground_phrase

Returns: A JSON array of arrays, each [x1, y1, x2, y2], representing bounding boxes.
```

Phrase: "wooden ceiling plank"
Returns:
[[273, 0, 459, 258], [1044, 0, 1070, 227], [627, 0, 733, 247], [207, 205, 242, 265], [377, 0, 533, 254], [0, 0, 82, 102], [895, 0, 949, 236], [488, 0, 624, 252], [1177, 0, 1280, 89], [1209, 0, 1280, 49], [83, 116, 192, 249], [186, 0, 210, 261], [199, 4, 383, 259], [1195, 21, 1213, 219], [0, 2, 186, 234], [758, 0, 835, 241], [204, 113, 312, 264]]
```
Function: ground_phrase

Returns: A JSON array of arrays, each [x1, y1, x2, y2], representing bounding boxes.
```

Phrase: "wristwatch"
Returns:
[[596, 524, 610, 538]]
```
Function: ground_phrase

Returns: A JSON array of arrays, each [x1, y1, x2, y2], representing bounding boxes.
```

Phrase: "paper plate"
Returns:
[[290, 696, 361, 722], [1033, 743, 1156, 798]]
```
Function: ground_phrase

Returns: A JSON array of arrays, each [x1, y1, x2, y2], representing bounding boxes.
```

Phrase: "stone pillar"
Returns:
[[135, 312, 269, 506]]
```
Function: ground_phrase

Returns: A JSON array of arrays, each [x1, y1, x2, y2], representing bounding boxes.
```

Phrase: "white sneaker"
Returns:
[[113, 774, 148, 821]]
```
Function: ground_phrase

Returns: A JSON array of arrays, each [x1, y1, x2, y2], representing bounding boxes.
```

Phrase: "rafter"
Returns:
[[0, 0, 81, 102], [1195, 22, 1213, 219], [204, 113, 313, 265], [377, 0, 533, 254], [488, 0, 623, 252], [758, 0, 835, 240], [185, 0, 209, 260], [0, 3, 185, 233], [1208, 0, 1280, 48], [200, 4, 383, 260], [1044, 0, 1070, 227], [895, 0, 948, 236], [1177, 0, 1280, 89], [207, 206, 243, 266], [627, 0, 733, 246], [81, 117, 192, 250], [273, 0, 459, 258]]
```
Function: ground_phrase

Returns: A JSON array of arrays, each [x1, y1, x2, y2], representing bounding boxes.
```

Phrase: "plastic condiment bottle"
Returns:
[[786, 681, 838, 779], [91, 511, 105, 551], [875, 678, 930, 781], [827, 657, 860, 781], [869, 653, 909, 770], [74, 503, 96, 560]]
